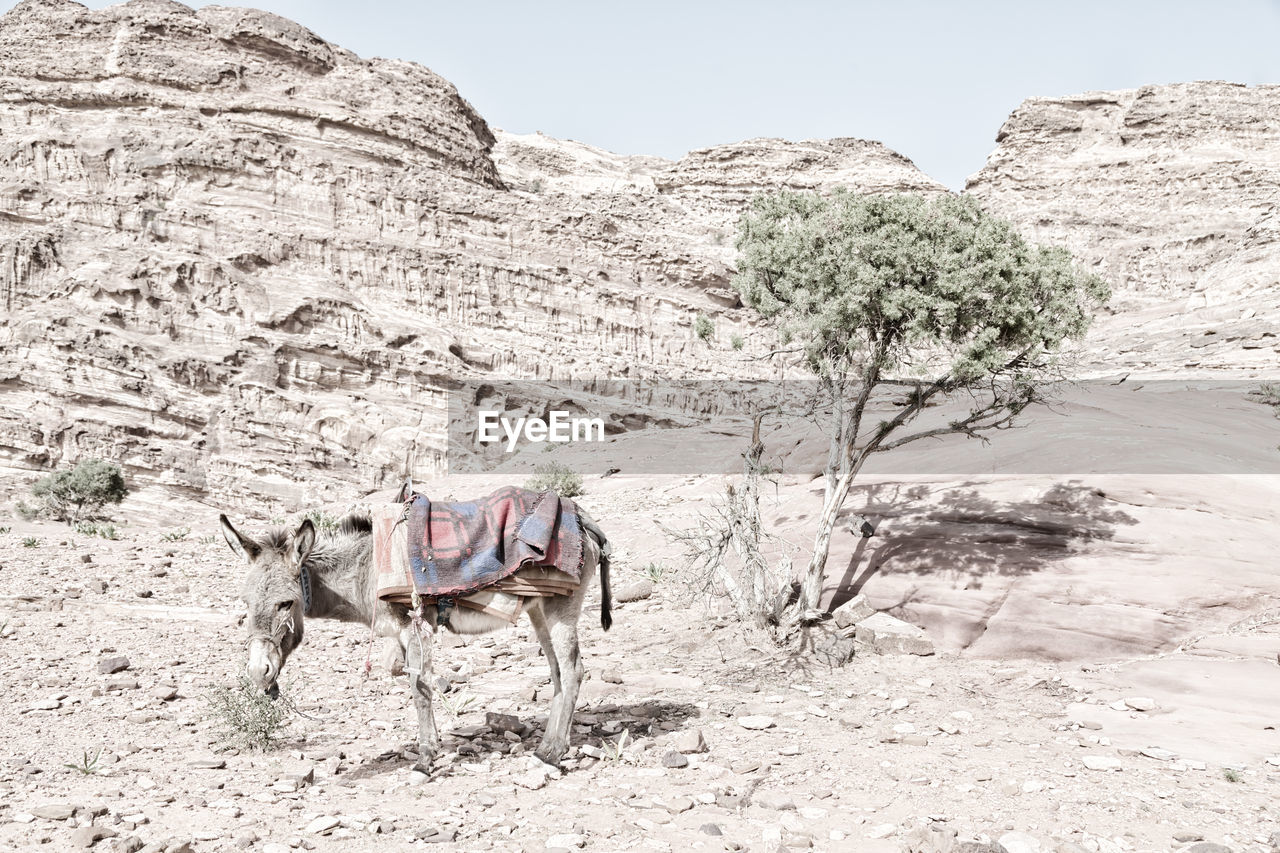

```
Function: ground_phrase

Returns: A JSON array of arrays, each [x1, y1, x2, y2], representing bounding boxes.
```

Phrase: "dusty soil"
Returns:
[[1, 474, 1279, 853]]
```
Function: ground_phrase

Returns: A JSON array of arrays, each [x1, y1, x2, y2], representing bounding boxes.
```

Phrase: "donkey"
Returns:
[[219, 509, 612, 771]]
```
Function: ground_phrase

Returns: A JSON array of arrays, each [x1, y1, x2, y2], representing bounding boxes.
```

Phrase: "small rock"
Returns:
[[1172, 833, 1204, 843], [753, 790, 796, 811], [1124, 696, 1157, 711], [998, 831, 1041, 853], [600, 669, 623, 684], [662, 750, 688, 768], [1140, 747, 1177, 761], [151, 686, 178, 702], [738, 715, 776, 730], [514, 769, 548, 790], [415, 827, 458, 843], [672, 728, 707, 754], [485, 712, 526, 736], [71, 826, 117, 848], [831, 593, 875, 629], [32, 804, 76, 821], [97, 656, 130, 675], [854, 612, 935, 656], [1183, 845, 1232, 853], [665, 797, 694, 814], [304, 816, 340, 835], [190, 759, 226, 770], [700, 824, 724, 837], [1082, 755, 1122, 771], [545, 834, 585, 849], [867, 823, 897, 840], [614, 579, 654, 603]]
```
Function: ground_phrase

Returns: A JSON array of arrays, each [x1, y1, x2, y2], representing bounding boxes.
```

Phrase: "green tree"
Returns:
[[30, 459, 128, 524], [733, 190, 1109, 619]]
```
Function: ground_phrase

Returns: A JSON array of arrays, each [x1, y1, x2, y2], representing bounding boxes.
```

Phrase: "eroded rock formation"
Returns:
[[0, 0, 942, 505], [967, 82, 1280, 372]]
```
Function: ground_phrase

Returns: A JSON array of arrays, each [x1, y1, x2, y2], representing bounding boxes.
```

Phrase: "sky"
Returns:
[[6, 0, 1280, 189]]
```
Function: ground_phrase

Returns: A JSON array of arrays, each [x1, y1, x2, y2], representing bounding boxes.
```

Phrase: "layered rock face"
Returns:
[[0, 0, 942, 505], [967, 82, 1280, 372]]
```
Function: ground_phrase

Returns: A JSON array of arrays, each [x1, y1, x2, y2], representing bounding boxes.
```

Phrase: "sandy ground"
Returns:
[[1, 469, 1278, 853]]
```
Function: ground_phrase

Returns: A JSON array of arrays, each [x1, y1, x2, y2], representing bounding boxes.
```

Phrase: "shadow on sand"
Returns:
[[827, 481, 1139, 609]]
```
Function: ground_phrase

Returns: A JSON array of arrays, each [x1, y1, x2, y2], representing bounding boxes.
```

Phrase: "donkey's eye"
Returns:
[[276, 600, 294, 612]]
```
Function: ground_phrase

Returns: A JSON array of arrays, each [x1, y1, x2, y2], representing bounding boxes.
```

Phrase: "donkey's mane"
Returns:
[[260, 512, 373, 553]]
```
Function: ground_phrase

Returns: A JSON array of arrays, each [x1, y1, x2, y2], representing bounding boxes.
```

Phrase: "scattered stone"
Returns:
[[32, 804, 76, 821], [1124, 696, 1157, 711], [97, 656, 130, 675], [998, 831, 1041, 853], [867, 824, 897, 839], [1141, 747, 1177, 761], [673, 728, 707, 754], [614, 579, 654, 603], [662, 750, 688, 768], [600, 669, 623, 684], [854, 613, 935, 656], [1082, 755, 1122, 771], [151, 685, 179, 702], [1183, 844, 1232, 853], [190, 759, 226, 770], [1172, 833, 1204, 843], [546, 834, 585, 849], [304, 816, 340, 835], [87, 580, 107, 594], [415, 827, 458, 843], [29, 697, 61, 711], [665, 797, 694, 814], [485, 712, 526, 736], [514, 769, 548, 790], [71, 825, 117, 848], [753, 790, 796, 811], [738, 715, 776, 730], [700, 824, 724, 836], [831, 593, 875, 629]]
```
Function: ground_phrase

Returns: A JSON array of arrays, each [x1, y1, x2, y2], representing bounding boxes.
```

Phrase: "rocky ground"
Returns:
[[1, 480, 1278, 853]]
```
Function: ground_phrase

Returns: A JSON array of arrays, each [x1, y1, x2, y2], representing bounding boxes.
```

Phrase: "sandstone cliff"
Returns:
[[967, 81, 1280, 372], [0, 0, 943, 506]]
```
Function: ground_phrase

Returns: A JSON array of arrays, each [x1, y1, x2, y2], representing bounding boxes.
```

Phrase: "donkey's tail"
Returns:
[[580, 511, 613, 631]]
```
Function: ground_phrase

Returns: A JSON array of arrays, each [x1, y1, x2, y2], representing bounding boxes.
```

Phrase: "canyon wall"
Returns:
[[0, 0, 942, 506]]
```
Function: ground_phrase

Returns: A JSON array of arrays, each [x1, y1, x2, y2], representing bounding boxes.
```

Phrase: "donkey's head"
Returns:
[[219, 514, 316, 697]]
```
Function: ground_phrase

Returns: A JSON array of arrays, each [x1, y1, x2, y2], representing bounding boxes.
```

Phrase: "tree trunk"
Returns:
[[799, 461, 859, 612]]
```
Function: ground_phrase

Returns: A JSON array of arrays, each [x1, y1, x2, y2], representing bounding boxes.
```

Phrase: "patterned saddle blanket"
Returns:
[[373, 486, 585, 621]]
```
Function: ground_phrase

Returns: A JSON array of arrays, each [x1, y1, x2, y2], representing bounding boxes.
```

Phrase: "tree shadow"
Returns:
[[827, 481, 1138, 608]]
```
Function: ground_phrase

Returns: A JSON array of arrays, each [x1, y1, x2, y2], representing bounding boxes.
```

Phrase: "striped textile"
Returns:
[[373, 486, 584, 602]]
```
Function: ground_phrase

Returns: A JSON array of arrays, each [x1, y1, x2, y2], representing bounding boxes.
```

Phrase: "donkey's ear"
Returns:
[[220, 514, 260, 564], [292, 517, 316, 570]]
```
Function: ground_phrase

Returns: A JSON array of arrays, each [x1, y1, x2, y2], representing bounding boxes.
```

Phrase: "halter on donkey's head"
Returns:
[[219, 514, 317, 697]]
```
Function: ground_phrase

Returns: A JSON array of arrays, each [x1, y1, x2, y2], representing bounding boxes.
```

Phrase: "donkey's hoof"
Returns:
[[411, 757, 434, 775], [533, 745, 565, 768]]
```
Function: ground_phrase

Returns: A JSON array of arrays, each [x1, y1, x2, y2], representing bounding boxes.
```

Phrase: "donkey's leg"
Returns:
[[534, 594, 585, 766], [526, 601, 562, 699], [401, 624, 439, 772]]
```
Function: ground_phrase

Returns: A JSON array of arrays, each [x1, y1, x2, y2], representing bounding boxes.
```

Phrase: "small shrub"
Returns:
[[730, 333, 745, 351], [29, 459, 128, 524], [1223, 767, 1241, 783], [695, 314, 714, 342], [525, 462, 584, 498], [640, 562, 669, 583], [76, 522, 119, 540], [22, 537, 40, 548], [439, 690, 478, 718], [160, 526, 191, 542], [303, 510, 338, 532], [207, 677, 292, 752], [63, 748, 103, 776], [197, 534, 217, 545], [1249, 382, 1280, 413], [0, 526, 9, 535], [15, 501, 37, 521]]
